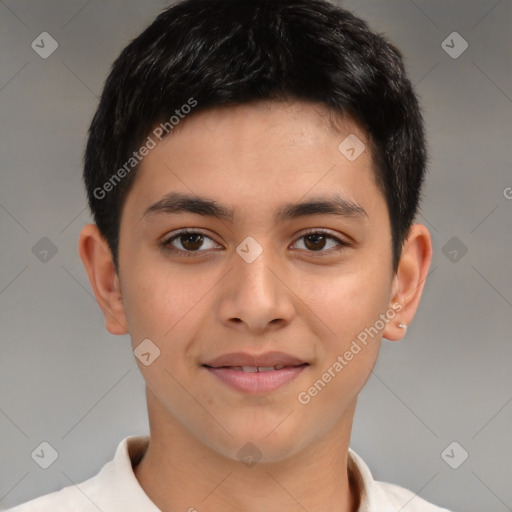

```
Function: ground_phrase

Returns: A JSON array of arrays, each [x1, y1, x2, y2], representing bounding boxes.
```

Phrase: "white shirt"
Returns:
[[5, 435, 452, 512]]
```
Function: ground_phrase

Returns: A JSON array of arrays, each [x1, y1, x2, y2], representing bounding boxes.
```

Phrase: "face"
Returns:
[[116, 100, 398, 462]]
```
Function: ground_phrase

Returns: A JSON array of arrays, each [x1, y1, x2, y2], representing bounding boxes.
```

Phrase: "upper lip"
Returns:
[[203, 351, 308, 368]]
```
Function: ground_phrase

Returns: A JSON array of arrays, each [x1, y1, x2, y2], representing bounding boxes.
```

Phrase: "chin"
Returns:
[[203, 424, 311, 466]]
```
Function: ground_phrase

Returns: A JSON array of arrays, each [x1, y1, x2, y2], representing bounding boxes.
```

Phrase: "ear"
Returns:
[[383, 224, 432, 341], [78, 224, 128, 335]]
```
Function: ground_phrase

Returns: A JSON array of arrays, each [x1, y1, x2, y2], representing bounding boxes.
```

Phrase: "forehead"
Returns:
[[169, 99, 369, 147], [123, 99, 384, 223]]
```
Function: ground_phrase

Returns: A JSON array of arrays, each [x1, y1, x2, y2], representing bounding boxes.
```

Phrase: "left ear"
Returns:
[[383, 223, 432, 341]]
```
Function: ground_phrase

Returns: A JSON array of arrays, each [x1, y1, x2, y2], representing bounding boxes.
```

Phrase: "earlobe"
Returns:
[[383, 224, 432, 342], [78, 224, 129, 335]]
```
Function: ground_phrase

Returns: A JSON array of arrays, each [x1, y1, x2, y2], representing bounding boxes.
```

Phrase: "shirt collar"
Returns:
[[347, 447, 397, 511], [92, 435, 159, 511]]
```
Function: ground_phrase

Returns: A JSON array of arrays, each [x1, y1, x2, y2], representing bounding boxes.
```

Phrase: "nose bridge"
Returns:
[[218, 235, 294, 331], [235, 235, 280, 302]]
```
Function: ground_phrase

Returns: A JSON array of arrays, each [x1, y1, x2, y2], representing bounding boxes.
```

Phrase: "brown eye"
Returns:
[[292, 230, 349, 255], [303, 233, 328, 251], [160, 229, 220, 255], [178, 232, 204, 251]]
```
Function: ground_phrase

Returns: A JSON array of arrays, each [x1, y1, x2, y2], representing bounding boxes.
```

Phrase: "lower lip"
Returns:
[[203, 365, 308, 394]]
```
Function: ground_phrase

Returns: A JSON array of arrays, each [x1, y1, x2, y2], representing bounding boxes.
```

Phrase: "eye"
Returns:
[[159, 228, 350, 258], [291, 229, 350, 255], [160, 229, 220, 256]]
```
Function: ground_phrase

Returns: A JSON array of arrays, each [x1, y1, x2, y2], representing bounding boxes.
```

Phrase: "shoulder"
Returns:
[[2, 483, 98, 512], [3, 435, 153, 512], [3, 437, 131, 512], [374, 480, 453, 512], [347, 448, 453, 512]]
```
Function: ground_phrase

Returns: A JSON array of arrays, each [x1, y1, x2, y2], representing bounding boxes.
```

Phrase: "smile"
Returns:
[[202, 363, 308, 394], [204, 365, 288, 372]]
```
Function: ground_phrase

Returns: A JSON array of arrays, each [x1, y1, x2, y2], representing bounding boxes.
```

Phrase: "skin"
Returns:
[[79, 99, 432, 512]]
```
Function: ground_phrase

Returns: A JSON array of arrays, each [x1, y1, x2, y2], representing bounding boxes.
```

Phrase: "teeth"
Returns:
[[242, 366, 259, 372], [240, 365, 286, 372], [206, 365, 293, 372]]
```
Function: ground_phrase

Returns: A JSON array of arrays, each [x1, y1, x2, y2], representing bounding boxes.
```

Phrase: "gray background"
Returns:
[[1, 1, 511, 510]]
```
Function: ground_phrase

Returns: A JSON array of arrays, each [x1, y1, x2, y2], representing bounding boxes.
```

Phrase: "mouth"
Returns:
[[203, 363, 308, 372], [202, 352, 309, 394], [203, 351, 308, 369]]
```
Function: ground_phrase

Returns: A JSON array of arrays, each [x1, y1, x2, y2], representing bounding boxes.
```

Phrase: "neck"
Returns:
[[134, 390, 360, 512]]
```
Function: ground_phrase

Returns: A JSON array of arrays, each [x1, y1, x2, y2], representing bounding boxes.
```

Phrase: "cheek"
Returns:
[[301, 266, 391, 343], [296, 274, 387, 424], [120, 259, 212, 343]]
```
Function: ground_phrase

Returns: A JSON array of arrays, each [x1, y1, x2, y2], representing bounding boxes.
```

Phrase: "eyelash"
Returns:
[[159, 228, 350, 258]]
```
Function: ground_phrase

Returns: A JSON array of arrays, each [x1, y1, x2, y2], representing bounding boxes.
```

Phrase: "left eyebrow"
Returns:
[[275, 194, 368, 223], [141, 191, 368, 223]]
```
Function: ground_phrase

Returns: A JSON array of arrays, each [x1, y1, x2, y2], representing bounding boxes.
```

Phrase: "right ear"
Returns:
[[78, 224, 129, 335]]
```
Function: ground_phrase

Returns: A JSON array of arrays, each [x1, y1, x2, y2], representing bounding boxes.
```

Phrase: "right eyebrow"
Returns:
[[141, 192, 234, 222]]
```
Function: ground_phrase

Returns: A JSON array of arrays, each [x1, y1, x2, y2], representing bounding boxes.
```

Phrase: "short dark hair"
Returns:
[[84, 0, 427, 272]]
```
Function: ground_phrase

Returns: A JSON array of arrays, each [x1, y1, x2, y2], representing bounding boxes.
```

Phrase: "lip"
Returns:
[[203, 351, 307, 368], [203, 365, 308, 394], [202, 351, 308, 395]]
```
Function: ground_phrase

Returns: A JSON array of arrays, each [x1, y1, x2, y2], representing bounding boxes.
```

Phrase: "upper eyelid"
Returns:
[[162, 228, 218, 245]]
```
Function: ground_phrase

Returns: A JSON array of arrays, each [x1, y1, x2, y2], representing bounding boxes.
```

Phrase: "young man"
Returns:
[[7, 0, 452, 510]]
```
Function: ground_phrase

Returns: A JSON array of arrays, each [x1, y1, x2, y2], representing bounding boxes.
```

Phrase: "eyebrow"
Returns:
[[141, 191, 368, 223]]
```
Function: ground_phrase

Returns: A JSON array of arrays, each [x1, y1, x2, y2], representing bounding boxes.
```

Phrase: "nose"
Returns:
[[216, 239, 295, 334]]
